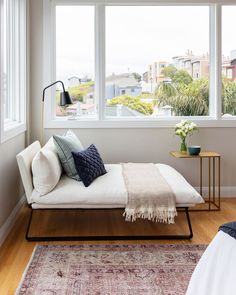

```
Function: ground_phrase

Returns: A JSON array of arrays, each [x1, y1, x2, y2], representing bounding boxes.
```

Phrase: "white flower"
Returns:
[[175, 123, 182, 128], [174, 120, 198, 140]]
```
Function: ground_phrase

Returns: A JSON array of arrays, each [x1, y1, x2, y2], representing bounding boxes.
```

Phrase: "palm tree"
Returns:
[[154, 81, 177, 107], [154, 78, 209, 116], [222, 78, 236, 115]]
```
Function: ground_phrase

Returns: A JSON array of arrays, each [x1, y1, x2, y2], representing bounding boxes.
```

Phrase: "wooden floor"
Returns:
[[0, 199, 236, 294]]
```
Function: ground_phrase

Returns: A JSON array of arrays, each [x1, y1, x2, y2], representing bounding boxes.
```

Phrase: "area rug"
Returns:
[[16, 244, 206, 295]]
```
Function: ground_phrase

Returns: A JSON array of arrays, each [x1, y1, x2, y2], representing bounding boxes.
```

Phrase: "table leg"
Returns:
[[218, 157, 221, 209], [213, 157, 215, 204], [200, 157, 203, 197], [208, 157, 211, 210]]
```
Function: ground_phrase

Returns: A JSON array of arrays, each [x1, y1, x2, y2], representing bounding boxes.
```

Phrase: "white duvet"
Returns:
[[31, 163, 203, 209], [186, 230, 236, 295]]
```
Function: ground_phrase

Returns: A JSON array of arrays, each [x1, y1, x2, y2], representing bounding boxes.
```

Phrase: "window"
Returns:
[[43, 1, 236, 127], [222, 6, 236, 117], [106, 6, 209, 118], [0, 0, 26, 141], [55, 5, 96, 118]]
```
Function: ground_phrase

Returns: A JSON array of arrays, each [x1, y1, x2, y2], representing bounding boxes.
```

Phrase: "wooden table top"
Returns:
[[170, 151, 221, 158]]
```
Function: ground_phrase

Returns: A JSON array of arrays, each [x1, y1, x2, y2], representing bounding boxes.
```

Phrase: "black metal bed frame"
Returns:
[[25, 207, 193, 241]]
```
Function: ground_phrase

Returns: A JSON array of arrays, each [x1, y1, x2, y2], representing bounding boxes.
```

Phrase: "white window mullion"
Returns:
[[209, 5, 215, 118], [19, 0, 26, 124], [210, 4, 221, 119], [11, 0, 15, 121], [215, 4, 222, 119], [51, 0, 56, 120], [95, 4, 105, 120], [10, 0, 15, 121], [15, 0, 20, 122], [7, 0, 12, 121]]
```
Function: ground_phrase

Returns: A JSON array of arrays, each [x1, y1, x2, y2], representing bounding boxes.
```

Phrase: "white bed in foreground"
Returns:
[[187, 230, 236, 295]]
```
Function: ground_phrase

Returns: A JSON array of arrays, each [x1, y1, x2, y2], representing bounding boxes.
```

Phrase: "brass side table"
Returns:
[[170, 151, 221, 211]]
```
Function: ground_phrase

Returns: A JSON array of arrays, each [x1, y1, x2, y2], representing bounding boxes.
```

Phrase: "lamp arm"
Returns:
[[42, 80, 66, 102]]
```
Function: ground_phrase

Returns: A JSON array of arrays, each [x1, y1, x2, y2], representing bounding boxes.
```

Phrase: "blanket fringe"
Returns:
[[123, 207, 177, 224]]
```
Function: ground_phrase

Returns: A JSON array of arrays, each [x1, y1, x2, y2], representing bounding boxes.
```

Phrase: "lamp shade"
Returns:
[[42, 81, 73, 106], [60, 91, 73, 106]]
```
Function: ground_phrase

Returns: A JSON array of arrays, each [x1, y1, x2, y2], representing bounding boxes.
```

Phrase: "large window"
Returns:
[[0, 0, 26, 141], [44, 2, 236, 127]]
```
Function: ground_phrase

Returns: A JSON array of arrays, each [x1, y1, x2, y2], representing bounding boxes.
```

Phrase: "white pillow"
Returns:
[[32, 149, 62, 196], [42, 137, 58, 153]]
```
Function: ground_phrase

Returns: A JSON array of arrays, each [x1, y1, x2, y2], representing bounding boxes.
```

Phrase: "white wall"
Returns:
[[44, 128, 234, 189], [0, 134, 25, 228], [30, 0, 236, 192], [29, 0, 43, 143]]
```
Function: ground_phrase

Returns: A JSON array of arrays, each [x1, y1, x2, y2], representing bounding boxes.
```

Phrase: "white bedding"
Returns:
[[186, 230, 236, 295], [31, 163, 203, 209]]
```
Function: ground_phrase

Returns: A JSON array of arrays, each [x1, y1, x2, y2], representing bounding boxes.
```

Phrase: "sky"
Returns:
[[56, 5, 236, 82]]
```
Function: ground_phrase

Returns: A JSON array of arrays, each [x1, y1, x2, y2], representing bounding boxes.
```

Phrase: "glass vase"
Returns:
[[180, 139, 187, 153]]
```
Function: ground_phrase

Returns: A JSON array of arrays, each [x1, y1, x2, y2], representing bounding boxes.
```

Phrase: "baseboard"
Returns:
[[0, 195, 26, 248], [195, 186, 236, 197]]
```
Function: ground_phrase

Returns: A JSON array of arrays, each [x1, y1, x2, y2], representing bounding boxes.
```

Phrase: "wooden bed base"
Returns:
[[25, 206, 193, 241]]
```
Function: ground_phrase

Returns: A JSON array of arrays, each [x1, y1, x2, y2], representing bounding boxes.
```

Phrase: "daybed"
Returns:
[[17, 139, 204, 241]]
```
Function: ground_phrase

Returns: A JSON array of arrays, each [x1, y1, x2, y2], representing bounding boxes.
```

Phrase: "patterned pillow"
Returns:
[[53, 130, 84, 181], [72, 144, 107, 187]]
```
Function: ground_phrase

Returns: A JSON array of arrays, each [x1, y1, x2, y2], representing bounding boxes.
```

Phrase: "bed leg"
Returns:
[[185, 207, 193, 239], [25, 207, 34, 241]]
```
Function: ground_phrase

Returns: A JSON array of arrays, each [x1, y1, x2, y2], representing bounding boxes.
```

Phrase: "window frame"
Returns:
[[0, 0, 27, 142], [43, 0, 236, 128]]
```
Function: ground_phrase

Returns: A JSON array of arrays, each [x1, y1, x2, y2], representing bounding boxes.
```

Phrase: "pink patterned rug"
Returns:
[[16, 244, 206, 295]]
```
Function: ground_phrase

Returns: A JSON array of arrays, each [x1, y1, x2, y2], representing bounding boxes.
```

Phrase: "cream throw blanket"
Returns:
[[122, 163, 177, 224]]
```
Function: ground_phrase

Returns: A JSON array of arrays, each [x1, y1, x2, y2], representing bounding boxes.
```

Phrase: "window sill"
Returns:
[[44, 117, 236, 129], [1, 122, 27, 143]]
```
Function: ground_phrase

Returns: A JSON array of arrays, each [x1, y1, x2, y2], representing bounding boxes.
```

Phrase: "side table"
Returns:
[[170, 151, 221, 211]]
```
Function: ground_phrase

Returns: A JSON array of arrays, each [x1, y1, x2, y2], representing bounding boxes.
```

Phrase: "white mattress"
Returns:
[[186, 231, 236, 295], [31, 164, 204, 209]]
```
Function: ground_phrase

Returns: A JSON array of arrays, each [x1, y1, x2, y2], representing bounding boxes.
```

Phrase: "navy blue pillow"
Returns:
[[72, 144, 107, 187]]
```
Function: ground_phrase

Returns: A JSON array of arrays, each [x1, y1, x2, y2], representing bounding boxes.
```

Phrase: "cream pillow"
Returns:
[[32, 149, 62, 196]]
